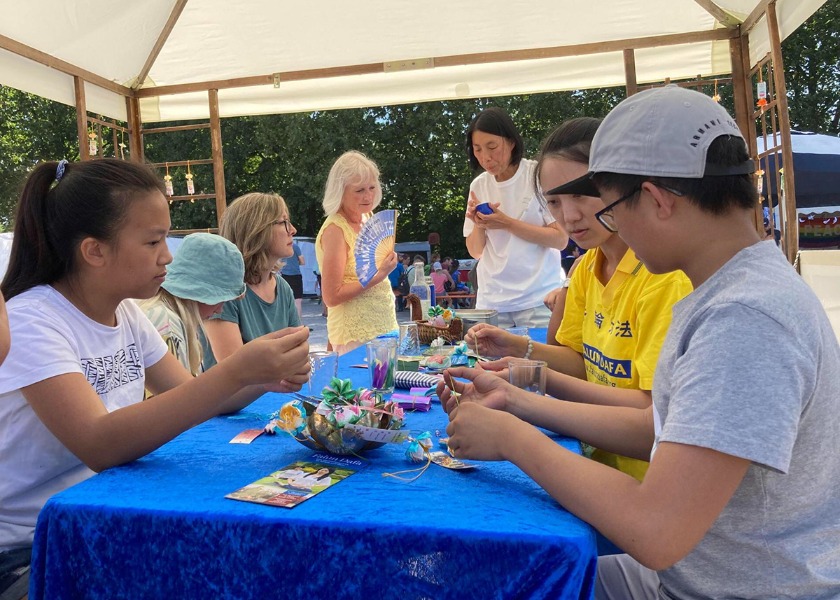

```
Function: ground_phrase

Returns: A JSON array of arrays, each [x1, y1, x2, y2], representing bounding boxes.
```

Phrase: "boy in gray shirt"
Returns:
[[439, 86, 840, 599]]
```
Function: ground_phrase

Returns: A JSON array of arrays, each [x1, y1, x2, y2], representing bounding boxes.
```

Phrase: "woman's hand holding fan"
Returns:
[[354, 210, 398, 287]]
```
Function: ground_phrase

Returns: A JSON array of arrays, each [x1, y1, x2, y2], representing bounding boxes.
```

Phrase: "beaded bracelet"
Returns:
[[523, 340, 534, 360]]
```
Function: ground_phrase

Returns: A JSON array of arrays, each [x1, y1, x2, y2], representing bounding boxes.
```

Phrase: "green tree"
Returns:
[[0, 87, 76, 227], [783, 0, 840, 133]]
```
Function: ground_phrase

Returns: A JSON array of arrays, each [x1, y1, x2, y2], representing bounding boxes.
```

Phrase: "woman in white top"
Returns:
[[463, 107, 568, 328]]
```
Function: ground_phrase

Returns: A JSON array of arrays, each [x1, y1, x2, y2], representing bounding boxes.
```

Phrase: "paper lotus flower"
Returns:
[[405, 431, 433, 462], [272, 400, 308, 437], [322, 377, 357, 405], [426, 305, 454, 327], [450, 341, 470, 366], [271, 378, 405, 455]]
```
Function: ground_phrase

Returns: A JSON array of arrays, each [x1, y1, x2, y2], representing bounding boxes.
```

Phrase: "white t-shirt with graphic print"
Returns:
[[0, 285, 167, 550]]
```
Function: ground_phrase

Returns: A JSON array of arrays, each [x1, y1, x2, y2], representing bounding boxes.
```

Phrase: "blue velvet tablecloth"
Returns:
[[30, 331, 596, 599]]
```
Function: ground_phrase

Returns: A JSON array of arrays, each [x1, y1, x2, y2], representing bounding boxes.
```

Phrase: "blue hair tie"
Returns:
[[55, 159, 68, 182]]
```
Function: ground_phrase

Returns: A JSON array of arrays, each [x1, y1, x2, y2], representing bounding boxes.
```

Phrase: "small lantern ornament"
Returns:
[[88, 130, 98, 156], [118, 131, 127, 160], [756, 71, 768, 110], [164, 162, 174, 197], [756, 168, 765, 196], [185, 160, 195, 195], [711, 79, 721, 103]]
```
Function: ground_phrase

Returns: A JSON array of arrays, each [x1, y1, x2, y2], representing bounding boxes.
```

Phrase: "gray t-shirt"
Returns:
[[652, 241, 840, 600]]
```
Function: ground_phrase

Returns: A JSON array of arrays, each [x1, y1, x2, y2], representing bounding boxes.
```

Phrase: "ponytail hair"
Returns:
[[1, 158, 165, 300]]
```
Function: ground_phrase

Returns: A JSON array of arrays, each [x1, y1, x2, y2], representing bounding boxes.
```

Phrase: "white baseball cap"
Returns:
[[547, 85, 755, 197]]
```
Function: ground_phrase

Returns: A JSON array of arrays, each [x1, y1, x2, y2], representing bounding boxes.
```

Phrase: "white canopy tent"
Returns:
[[0, 0, 825, 122], [0, 0, 829, 259]]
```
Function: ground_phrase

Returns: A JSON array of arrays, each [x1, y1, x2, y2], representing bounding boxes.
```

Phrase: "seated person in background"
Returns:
[[202, 192, 302, 369], [465, 117, 692, 481], [444, 258, 471, 307], [430, 261, 455, 296], [443, 86, 840, 600], [140, 233, 245, 377]]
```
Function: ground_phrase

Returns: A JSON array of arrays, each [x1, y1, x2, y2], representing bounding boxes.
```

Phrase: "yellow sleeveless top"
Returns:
[[315, 213, 399, 346]]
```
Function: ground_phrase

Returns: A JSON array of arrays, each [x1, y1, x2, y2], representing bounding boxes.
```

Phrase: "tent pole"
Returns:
[[730, 34, 755, 154], [126, 97, 144, 163], [623, 49, 638, 96], [73, 76, 90, 161], [766, 0, 798, 262], [209, 89, 227, 224], [730, 33, 764, 235]]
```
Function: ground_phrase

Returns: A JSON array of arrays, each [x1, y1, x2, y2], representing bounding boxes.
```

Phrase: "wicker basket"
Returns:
[[416, 318, 463, 344], [405, 294, 464, 344]]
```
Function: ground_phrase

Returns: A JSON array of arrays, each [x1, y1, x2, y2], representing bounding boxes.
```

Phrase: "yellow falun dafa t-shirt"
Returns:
[[556, 247, 693, 481]]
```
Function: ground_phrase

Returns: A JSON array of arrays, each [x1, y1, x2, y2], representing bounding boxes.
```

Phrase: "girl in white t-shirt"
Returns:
[[0, 159, 310, 589], [462, 107, 568, 328]]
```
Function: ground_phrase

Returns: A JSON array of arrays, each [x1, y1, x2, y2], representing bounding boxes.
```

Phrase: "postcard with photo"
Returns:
[[226, 457, 359, 508]]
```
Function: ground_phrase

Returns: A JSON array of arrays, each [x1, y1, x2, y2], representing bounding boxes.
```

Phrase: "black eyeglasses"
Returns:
[[272, 219, 293, 234], [595, 183, 684, 232], [595, 188, 640, 233]]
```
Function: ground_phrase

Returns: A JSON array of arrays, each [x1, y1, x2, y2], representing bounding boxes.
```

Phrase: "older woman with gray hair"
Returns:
[[316, 151, 398, 354]]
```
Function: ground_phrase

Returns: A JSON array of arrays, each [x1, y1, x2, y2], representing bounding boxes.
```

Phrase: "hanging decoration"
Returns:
[[164, 162, 174, 197], [711, 79, 721, 103], [118, 131, 127, 160], [756, 167, 765, 196], [88, 130, 98, 156], [756, 69, 768, 110], [185, 160, 195, 195]]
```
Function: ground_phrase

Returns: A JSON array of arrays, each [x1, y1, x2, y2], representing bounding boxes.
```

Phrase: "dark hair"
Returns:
[[593, 135, 757, 215], [534, 117, 602, 202], [465, 107, 524, 172], [2, 158, 166, 300]]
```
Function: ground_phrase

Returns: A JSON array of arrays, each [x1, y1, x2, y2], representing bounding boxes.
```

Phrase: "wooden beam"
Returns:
[[133, 0, 189, 90], [0, 33, 132, 97], [135, 28, 735, 98], [623, 49, 638, 96], [148, 159, 214, 168], [692, 0, 742, 28], [86, 115, 129, 131], [729, 35, 754, 151], [208, 89, 226, 222], [167, 193, 216, 202], [142, 123, 211, 135], [126, 97, 144, 162], [74, 77, 90, 161], [742, 0, 773, 35], [766, 0, 798, 263]]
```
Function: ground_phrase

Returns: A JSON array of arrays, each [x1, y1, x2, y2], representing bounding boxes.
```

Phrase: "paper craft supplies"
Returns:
[[391, 393, 432, 412]]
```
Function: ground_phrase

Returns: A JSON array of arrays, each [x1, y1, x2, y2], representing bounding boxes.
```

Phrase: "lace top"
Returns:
[[315, 213, 398, 346]]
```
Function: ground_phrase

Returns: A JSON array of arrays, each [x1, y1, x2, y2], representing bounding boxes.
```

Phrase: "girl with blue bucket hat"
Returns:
[[140, 233, 246, 376]]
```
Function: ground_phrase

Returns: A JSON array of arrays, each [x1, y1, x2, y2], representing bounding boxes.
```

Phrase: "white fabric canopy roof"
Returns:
[[0, 0, 827, 123]]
